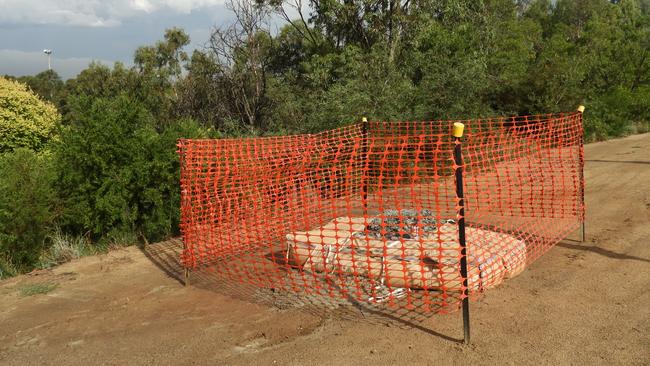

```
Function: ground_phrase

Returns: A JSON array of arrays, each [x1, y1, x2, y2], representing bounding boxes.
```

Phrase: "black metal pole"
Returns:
[[361, 117, 369, 215], [179, 140, 192, 287], [577, 106, 586, 242], [452, 122, 470, 345]]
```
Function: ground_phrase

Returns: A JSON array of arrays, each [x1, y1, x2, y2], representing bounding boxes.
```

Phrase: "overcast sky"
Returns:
[[0, 0, 245, 79]]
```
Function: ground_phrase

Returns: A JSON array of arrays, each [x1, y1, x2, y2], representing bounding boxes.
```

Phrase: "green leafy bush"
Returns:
[[55, 94, 208, 243], [0, 149, 56, 272], [0, 254, 17, 279], [0, 77, 61, 153], [586, 86, 650, 141]]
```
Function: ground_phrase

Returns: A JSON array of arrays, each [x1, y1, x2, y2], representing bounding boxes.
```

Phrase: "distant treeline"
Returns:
[[1, 0, 649, 276]]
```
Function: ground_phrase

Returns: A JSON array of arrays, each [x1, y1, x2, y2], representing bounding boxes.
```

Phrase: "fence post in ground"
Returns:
[[361, 117, 369, 215], [577, 105, 586, 242], [452, 122, 471, 345], [184, 268, 191, 286]]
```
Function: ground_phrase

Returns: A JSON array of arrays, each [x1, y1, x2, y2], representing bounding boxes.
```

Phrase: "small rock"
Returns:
[[67, 339, 84, 347]]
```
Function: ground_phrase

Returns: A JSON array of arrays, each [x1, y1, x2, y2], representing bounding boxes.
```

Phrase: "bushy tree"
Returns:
[[0, 77, 61, 152], [17, 69, 65, 103], [0, 149, 56, 271], [55, 95, 208, 242], [199, 0, 644, 137]]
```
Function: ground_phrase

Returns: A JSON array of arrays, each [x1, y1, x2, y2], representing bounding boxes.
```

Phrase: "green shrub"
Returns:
[[139, 118, 210, 239], [18, 282, 57, 296], [0, 254, 17, 279], [55, 94, 208, 243], [0, 149, 56, 272], [586, 86, 650, 141], [0, 77, 60, 153]]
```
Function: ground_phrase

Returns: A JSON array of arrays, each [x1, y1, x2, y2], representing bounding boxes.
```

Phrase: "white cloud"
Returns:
[[0, 0, 226, 27], [131, 0, 156, 13], [0, 49, 115, 79]]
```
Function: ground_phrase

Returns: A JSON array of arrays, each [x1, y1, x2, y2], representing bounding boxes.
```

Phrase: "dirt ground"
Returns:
[[1, 133, 649, 366]]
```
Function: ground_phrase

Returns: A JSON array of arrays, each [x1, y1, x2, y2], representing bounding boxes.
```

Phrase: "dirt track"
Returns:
[[1, 133, 649, 365]]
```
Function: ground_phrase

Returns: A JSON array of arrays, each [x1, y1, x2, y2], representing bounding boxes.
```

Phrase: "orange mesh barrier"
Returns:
[[178, 111, 585, 312]]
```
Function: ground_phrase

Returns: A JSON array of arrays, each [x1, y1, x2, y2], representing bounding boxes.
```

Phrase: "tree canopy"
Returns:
[[0, 77, 61, 153], [14, 0, 648, 140], [170, 0, 648, 139]]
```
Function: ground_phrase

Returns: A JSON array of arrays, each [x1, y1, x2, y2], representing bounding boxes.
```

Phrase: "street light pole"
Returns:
[[43, 49, 52, 70]]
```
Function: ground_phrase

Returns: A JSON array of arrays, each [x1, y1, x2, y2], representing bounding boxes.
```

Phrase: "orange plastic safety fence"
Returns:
[[178, 112, 585, 312]]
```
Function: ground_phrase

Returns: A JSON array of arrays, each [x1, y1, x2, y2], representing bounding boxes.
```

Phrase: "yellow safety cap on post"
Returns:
[[452, 122, 465, 138], [577, 105, 585, 113], [361, 117, 368, 123]]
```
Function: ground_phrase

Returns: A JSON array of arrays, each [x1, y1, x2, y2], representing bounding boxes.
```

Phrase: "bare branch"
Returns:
[[203, 0, 273, 130]]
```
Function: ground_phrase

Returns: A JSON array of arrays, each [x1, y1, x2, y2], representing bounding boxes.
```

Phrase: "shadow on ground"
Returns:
[[142, 238, 463, 343], [585, 159, 650, 165], [558, 241, 650, 263]]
